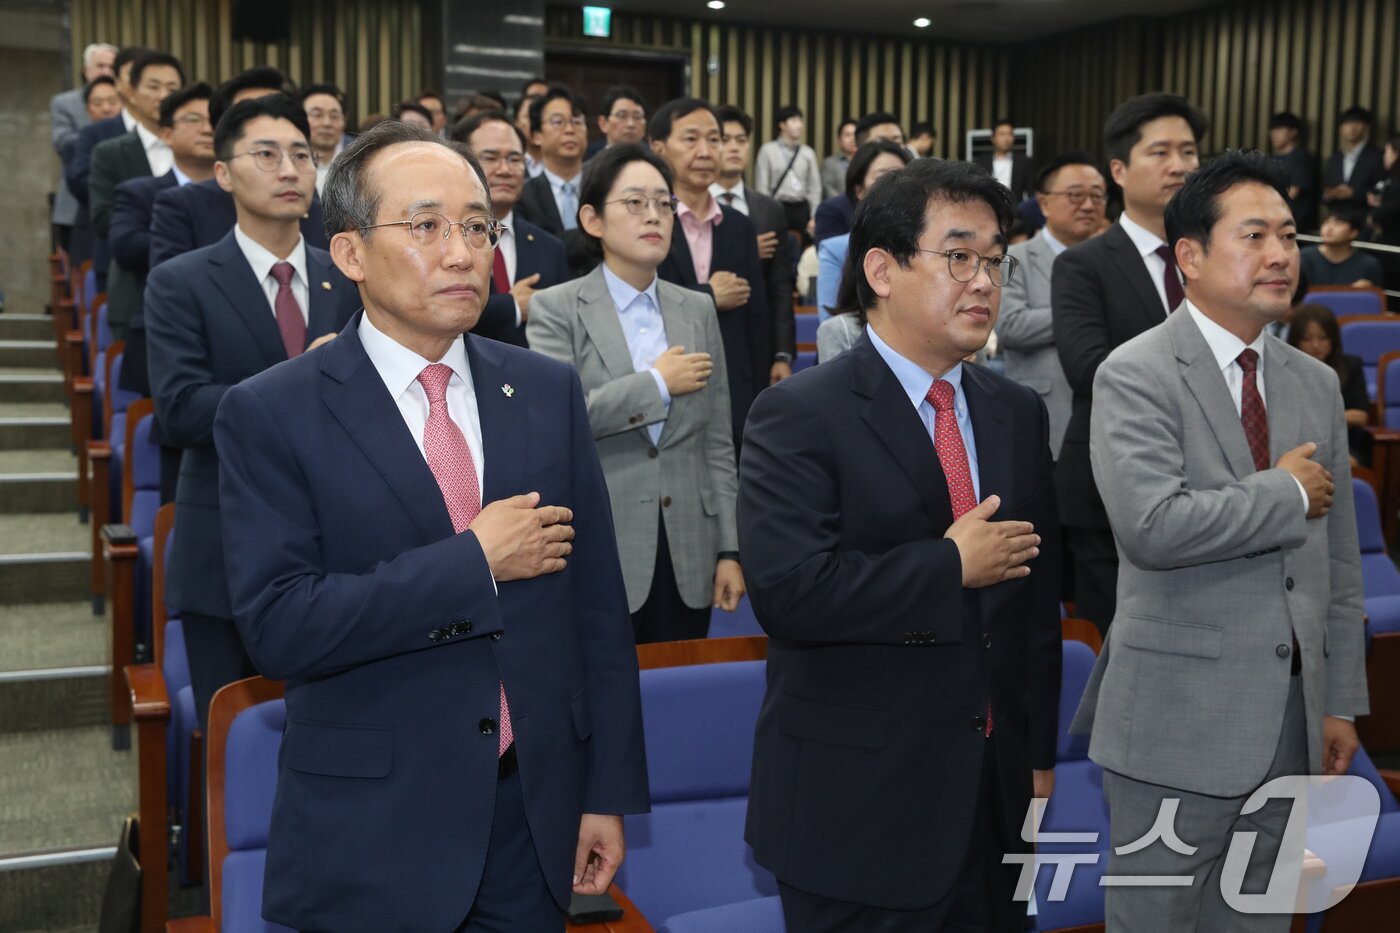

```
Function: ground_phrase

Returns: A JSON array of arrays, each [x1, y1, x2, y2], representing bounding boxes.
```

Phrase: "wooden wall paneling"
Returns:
[[1380, 0, 1398, 136]]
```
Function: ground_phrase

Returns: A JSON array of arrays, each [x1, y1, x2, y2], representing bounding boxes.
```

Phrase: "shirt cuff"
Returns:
[[1333, 715, 1355, 722], [1292, 475, 1310, 514], [513, 299, 522, 327], [773, 352, 794, 363], [648, 367, 672, 407]]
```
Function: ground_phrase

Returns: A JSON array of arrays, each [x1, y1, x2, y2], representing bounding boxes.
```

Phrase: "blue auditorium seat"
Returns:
[[1353, 478, 1400, 636], [105, 353, 140, 523], [793, 350, 817, 372], [614, 659, 777, 924], [221, 698, 294, 933], [128, 411, 160, 650], [1381, 356, 1400, 428], [709, 594, 762, 638], [794, 313, 818, 345], [1339, 318, 1400, 400], [1312, 288, 1385, 319], [658, 895, 786, 933]]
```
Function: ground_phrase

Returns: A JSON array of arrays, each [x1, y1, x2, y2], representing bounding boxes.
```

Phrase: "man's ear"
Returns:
[[861, 247, 894, 302], [329, 231, 367, 284], [1108, 158, 1128, 189], [213, 160, 234, 194], [1175, 236, 1204, 285]]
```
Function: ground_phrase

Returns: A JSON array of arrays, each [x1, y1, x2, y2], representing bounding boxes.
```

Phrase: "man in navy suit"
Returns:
[[651, 98, 772, 452], [453, 110, 569, 346], [515, 87, 594, 278], [145, 94, 360, 731], [740, 159, 1059, 931], [213, 121, 647, 931]]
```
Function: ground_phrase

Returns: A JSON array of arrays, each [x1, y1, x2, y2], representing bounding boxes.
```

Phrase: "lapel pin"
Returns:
[[526, 233, 535, 242], [501, 383, 515, 398], [321, 281, 332, 290]]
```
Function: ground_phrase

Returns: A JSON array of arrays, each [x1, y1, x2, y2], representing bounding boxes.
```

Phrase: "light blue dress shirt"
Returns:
[[866, 324, 981, 501], [816, 233, 849, 322], [543, 167, 580, 231], [602, 263, 671, 445]]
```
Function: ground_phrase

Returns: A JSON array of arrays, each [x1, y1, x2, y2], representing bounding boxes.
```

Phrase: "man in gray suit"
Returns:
[[1073, 151, 1366, 932], [998, 151, 1106, 458], [50, 43, 116, 248]]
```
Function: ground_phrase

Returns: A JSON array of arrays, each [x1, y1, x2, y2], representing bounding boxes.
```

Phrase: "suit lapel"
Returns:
[[206, 232, 286, 369], [1027, 236, 1055, 291], [1105, 222, 1168, 323], [528, 179, 564, 235], [319, 315, 455, 542], [1171, 310, 1258, 479], [466, 335, 528, 505], [575, 268, 640, 385], [304, 249, 348, 344], [665, 230, 700, 287], [1262, 340, 1304, 461], [963, 365, 1013, 509]]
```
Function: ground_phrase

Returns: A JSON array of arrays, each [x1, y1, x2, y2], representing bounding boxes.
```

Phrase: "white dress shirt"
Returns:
[[1342, 141, 1365, 184], [992, 153, 1014, 192], [1184, 301, 1309, 513], [495, 211, 524, 326], [234, 226, 309, 325], [710, 180, 750, 216], [120, 109, 136, 133], [135, 121, 173, 177], [357, 310, 485, 498], [1118, 212, 1174, 313]]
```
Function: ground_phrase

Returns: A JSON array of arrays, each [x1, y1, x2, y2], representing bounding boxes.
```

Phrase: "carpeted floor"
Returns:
[[0, 514, 87, 555], [0, 603, 103, 672], [0, 726, 135, 853]]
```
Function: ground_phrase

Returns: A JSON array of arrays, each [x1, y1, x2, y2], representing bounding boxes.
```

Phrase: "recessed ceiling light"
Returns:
[[708, 1, 726, 9], [913, 17, 931, 27]]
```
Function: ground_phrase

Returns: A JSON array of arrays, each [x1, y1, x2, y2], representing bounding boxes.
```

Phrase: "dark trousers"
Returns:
[[158, 445, 180, 504], [456, 766, 565, 931], [777, 740, 1025, 932], [1064, 525, 1118, 634], [630, 512, 711, 644], [182, 611, 258, 733]]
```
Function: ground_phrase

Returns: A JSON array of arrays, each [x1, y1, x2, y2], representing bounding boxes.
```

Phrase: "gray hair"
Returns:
[[321, 121, 491, 240], [82, 43, 117, 69]]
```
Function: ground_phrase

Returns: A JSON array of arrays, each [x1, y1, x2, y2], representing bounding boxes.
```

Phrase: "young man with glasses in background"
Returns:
[[144, 93, 362, 732], [518, 86, 592, 276]]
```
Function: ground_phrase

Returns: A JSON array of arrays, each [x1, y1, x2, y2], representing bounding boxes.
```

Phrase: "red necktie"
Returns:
[[270, 262, 307, 358], [1154, 245, 1185, 312], [491, 244, 510, 295], [1237, 349, 1270, 472], [927, 380, 992, 737], [417, 363, 513, 757]]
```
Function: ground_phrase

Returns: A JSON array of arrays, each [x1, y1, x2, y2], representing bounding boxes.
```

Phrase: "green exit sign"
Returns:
[[583, 6, 611, 38]]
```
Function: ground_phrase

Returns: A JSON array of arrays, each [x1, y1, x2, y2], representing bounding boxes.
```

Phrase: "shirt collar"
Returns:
[[135, 121, 166, 153], [601, 262, 660, 314], [498, 210, 514, 244], [1039, 226, 1069, 255], [1185, 300, 1267, 373], [710, 179, 746, 203], [233, 224, 308, 292], [866, 323, 963, 409], [1118, 212, 1167, 259], [171, 165, 192, 186], [542, 166, 580, 191], [676, 196, 723, 227], [357, 307, 473, 400], [120, 109, 136, 132]]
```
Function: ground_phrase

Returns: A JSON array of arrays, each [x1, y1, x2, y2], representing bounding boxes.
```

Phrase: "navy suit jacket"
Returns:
[[658, 204, 771, 449], [65, 114, 127, 204], [149, 178, 329, 269], [111, 171, 178, 396], [146, 230, 360, 619], [813, 193, 856, 245], [738, 334, 1061, 908], [213, 316, 649, 931], [475, 215, 569, 347]]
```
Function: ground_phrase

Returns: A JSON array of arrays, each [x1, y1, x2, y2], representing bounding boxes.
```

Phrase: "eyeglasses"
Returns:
[[608, 195, 679, 216], [171, 113, 211, 127], [305, 108, 344, 122], [476, 150, 527, 170], [915, 247, 1018, 287], [543, 115, 586, 130], [230, 145, 318, 174], [360, 211, 504, 250], [1043, 188, 1107, 206], [609, 109, 646, 123]]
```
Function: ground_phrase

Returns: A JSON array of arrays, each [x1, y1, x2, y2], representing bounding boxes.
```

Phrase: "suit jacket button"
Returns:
[[450, 621, 472, 636], [647, 447, 659, 459], [429, 629, 448, 642], [479, 718, 497, 735], [629, 415, 640, 424], [1276, 643, 1291, 658], [1285, 577, 1295, 591], [972, 715, 986, 732], [983, 633, 992, 648], [662, 496, 672, 507], [490, 632, 502, 641]]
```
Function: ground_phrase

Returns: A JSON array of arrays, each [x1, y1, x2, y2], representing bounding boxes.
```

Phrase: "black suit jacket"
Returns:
[[813, 193, 855, 244], [65, 115, 130, 285], [145, 230, 361, 619], [657, 204, 771, 448], [738, 334, 1061, 908], [149, 178, 329, 269], [975, 151, 1035, 202], [514, 173, 594, 279], [475, 216, 569, 347], [743, 189, 797, 361], [91, 133, 156, 338], [112, 171, 178, 396], [1323, 145, 1387, 211], [1051, 220, 1169, 528]]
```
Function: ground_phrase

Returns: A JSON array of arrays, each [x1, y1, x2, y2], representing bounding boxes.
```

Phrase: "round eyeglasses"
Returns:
[[914, 247, 1018, 287], [230, 145, 318, 174], [359, 212, 505, 250], [607, 195, 679, 216]]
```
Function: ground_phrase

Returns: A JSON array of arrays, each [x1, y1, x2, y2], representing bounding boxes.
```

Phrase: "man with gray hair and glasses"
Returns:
[[211, 120, 648, 931]]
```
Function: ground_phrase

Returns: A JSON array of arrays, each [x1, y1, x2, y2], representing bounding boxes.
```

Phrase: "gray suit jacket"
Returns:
[[999, 233, 1072, 458], [528, 267, 739, 612], [50, 87, 89, 226], [1071, 307, 1368, 797]]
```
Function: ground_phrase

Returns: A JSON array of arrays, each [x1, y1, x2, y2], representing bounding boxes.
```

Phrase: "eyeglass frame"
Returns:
[[358, 211, 506, 250], [227, 144, 319, 174], [474, 149, 528, 170], [913, 247, 1018, 287], [542, 114, 587, 130], [1041, 188, 1108, 206], [605, 195, 679, 216]]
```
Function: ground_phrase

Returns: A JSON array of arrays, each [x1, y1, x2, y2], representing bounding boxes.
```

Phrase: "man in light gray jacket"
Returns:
[[50, 42, 116, 248], [1073, 151, 1366, 932]]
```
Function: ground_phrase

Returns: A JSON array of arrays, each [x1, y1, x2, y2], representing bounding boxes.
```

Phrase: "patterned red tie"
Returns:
[[927, 380, 992, 737], [491, 244, 510, 295], [417, 363, 513, 757], [269, 261, 307, 358], [1154, 245, 1185, 312], [1237, 349, 1270, 471]]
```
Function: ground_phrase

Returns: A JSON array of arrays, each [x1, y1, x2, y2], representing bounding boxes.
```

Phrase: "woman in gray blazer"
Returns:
[[527, 145, 745, 643]]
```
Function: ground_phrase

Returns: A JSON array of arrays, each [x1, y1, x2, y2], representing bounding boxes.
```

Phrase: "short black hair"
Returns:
[[714, 105, 754, 138], [449, 110, 528, 152], [392, 100, 433, 124], [910, 121, 935, 138], [1035, 150, 1102, 192], [775, 105, 802, 127], [1268, 111, 1304, 134], [837, 117, 857, 134], [158, 81, 213, 128], [845, 139, 912, 203], [855, 111, 901, 145], [848, 158, 1014, 311], [528, 86, 585, 133], [130, 51, 185, 90], [992, 117, 1015, 132], [577, 143, 674, 258], [83, 76, 115, 105], [211, 67, 295, 130], [648, 97, 717, 142], [1163, 149, 1292, 251], [602, 86, 647, 117], [1327, 206, 1366, 234], [301, 84, 346, 107], [1103, 92, 1209, 164], [1339, 106, 1374, 127], [113, 46, 150, 78], [418, 88, 444, 105], [520, 77, 548, 97], [213, 93, 310, 162], [477, 90, 507, 111]]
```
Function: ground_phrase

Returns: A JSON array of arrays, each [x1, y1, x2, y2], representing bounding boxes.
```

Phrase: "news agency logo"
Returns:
[[1005, 775, 1382, 914]]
